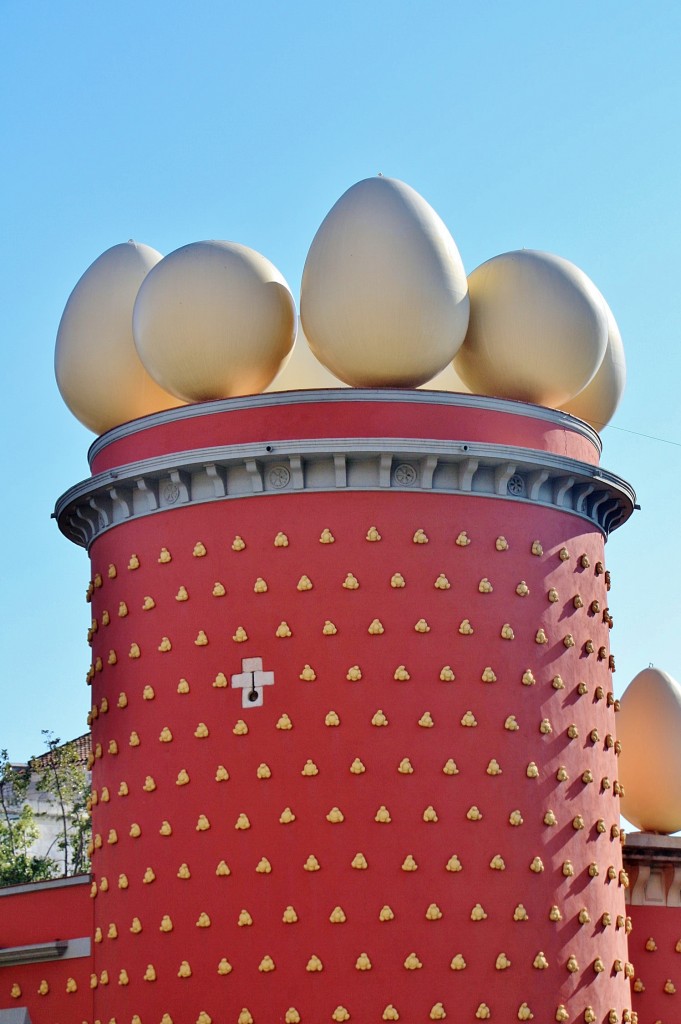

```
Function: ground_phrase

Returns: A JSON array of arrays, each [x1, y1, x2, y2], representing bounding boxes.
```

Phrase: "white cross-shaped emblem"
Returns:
[[231, 657, 275, 708]]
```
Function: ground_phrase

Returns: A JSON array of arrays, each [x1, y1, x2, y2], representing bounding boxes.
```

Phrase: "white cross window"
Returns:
[[231, 657, 275, 708]]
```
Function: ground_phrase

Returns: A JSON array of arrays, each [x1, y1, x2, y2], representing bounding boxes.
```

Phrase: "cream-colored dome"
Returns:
[[558, 295, 626, 431], [133, 241, 297, 402], [266, 321, 348, 391], [300, 176, 470, 388], [266, 319, 471, 395], [419, 360, 471, 393], [618, 666, 681, 834], [55, 242, 184, 435], [453, 250, 608, 408]]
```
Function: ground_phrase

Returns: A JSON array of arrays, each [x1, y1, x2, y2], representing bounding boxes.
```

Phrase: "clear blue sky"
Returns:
[[1, 1, 680, 760]]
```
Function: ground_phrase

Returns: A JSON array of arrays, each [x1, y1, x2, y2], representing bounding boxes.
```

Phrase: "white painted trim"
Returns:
[[0, 874, 91, 898], [0, 1008, 32, 1024], [0, 938, 90, 966]]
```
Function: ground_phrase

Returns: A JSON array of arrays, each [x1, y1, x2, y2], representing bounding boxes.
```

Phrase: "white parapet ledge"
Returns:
[[0, 937, 90, 967], [624, 831, 681, 854], [0, 1008, 32, 1024], [0, 874, 91, 898]]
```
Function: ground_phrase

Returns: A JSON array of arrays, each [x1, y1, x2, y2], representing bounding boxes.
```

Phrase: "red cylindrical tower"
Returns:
[[56, 390, 636, 1024]]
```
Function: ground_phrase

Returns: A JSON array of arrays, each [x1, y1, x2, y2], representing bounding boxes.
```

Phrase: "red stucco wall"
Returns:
[[4, 396, 633, 1024], [628, 903, 681, 1024], [81, 487, 629, 1024], [88, 393, 600, 475], [0, 877, 93, 1020]]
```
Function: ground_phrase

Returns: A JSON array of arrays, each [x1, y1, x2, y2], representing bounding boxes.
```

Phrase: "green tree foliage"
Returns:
[[0, 750, 56, 885], [34, 732, 91, 877], [0, 735, 92, 887]]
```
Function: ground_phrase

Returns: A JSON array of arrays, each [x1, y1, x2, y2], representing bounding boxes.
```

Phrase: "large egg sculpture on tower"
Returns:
[[54, 241, 185, 435], [617, 666, 681, 834], [454, 249, 609, 408], [300, 175, 470, 387], [133, 240, 297, 401]]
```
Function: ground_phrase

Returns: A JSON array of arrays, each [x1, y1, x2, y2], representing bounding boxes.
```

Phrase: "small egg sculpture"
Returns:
[[55, 241, 183, 434], [454, 249, 608, 407], [300, 176, 470, 387], [133, 240, 297, 401], [559, 292, 626, 430], [618, 666, 681, 832]]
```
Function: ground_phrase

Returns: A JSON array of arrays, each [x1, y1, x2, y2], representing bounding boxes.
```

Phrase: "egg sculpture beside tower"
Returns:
[[617, 667, 681, 834]]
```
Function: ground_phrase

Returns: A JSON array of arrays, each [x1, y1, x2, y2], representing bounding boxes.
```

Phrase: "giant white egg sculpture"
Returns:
[[453, 250, 608, 408], [300, 176, 470, 388], [55, 242, 184, 435], [558, 295, 626, 431], [618, 666, 681, 834], [133, 241, 297, 402]]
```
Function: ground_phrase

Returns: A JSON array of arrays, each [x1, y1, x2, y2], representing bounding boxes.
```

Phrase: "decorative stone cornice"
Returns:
[[56, 434, 635, 549], [624, 833, 681, 907]]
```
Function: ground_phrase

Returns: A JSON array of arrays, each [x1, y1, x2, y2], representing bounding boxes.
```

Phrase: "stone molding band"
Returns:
[[55, 436, 636, 549], [625, 861, 681, 908]]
